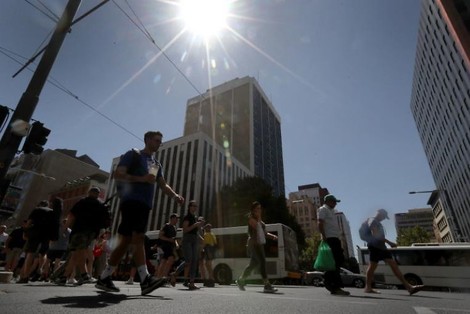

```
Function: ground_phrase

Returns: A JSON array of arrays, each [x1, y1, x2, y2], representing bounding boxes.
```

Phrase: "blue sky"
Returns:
[[0, 0, 435, 250]]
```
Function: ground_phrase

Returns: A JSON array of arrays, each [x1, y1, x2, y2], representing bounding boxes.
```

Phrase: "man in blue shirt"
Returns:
[[96, 131, 184, 296]]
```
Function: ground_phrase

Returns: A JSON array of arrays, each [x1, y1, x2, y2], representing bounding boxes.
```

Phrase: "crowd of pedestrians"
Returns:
[[0, 130, 425, 298]]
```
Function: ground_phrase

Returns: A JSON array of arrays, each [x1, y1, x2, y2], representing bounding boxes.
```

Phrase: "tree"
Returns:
[[396, 226, 433, 246], [299, 233, 321, 270], [215, 176, 305, 246]]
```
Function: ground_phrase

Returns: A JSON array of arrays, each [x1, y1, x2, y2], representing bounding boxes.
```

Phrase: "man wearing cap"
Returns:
[[363, 209, 424, 295], [156, 213, 179, 283], [317, 194, 350, 296]]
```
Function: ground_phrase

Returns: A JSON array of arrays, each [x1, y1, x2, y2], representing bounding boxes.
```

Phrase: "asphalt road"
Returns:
[[1, 281, 470, 314]]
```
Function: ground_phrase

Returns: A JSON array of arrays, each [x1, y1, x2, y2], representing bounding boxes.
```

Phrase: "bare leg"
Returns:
[[86, 248, 94, 277], [20, 253, 34, 280], [384, 258, 413, 291], [162, 256, 175, 277], [205, 260, 214, 281], [108, 235, 132, 267], [364, 261, 379, 292]]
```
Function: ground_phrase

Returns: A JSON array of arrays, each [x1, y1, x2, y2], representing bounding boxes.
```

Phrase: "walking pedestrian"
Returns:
[[201, 223, 217, 287], [55, 187, 108, 285], [156, 213, 179, 283], [17, 202, 58, 283], [43, 219, 70, 281], [317, 194, 350, 296], [363, 208, 424, 295], [4, 221, 27, 274], [95, 131, 184, 295], [182, 201, 204, 290], [236, 201, 278, 293], [0, 224, 9, 264]]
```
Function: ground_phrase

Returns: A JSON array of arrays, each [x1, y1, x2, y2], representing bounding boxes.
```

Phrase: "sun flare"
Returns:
[[179, 0, 230, 39]]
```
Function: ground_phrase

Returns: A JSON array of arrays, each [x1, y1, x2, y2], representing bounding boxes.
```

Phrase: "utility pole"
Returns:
[[0, 0, 82, 182]]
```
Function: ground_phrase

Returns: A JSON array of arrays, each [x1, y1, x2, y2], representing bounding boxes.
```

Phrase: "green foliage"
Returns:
[[299, 233, 321, 270], [217, 176, 305, 246], [396, 226, 433, 246]]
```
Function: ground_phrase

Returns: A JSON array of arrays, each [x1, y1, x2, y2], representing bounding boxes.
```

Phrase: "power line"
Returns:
[[0, 46, 142, 142], [112, 0, 205, 99], [23, 0, 59, 23], [3, 1, 211, 143]]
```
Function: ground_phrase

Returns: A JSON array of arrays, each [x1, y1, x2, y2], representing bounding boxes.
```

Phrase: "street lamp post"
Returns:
[[409, 189, 464, 242]]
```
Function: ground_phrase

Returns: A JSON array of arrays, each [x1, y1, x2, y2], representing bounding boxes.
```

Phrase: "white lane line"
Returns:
[[264, 296, 377, 305], [430, 308, 470, 313], [413, 307, 437, 314]]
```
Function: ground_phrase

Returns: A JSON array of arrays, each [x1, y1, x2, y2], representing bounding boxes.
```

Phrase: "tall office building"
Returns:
[[335, 212, 354, 259], [106, 132, 251, 232], [287, 183, 328, 237], [395, 208, 438, 242], [183, 76, 285, 196], [410, 0, 470, 242], [288, 193, 318, 238]]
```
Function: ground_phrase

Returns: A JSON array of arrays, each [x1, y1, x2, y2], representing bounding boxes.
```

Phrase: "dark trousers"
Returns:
[[240, 244, 267, 280], [323, 237, 344, 292]]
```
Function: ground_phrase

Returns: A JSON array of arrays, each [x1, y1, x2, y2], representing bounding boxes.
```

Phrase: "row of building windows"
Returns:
[[411, 0, 470, 242]]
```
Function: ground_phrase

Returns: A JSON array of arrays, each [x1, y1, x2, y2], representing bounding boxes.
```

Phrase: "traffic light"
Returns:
[[22, 121, 51, 154]]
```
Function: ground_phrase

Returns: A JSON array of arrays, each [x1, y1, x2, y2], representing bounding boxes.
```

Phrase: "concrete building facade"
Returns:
[[183, 76, 285, 197], [49, 173, 108, 218], [395, 207, 438, 242], [410, 0, 470, 241], [287, 183, 328, 237], [2, 149, 108, 226]]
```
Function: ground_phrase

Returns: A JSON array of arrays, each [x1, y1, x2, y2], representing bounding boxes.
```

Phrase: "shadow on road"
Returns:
[[40, 291, 169, 308]]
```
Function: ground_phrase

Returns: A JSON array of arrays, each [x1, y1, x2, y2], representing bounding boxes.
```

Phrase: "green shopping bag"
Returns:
[[313, 241, 336, 271]]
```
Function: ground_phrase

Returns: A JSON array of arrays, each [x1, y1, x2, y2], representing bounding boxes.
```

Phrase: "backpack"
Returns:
[[359, 218, 373, 242], [115, 148, 141, 197]]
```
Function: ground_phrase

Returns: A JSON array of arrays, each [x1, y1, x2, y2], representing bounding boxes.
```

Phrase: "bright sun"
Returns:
[[179, 0, 230, 39]]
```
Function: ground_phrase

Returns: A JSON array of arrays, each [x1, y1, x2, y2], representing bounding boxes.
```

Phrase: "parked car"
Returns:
[[304, 270, 324, 287], [305, 267, 366, 288]]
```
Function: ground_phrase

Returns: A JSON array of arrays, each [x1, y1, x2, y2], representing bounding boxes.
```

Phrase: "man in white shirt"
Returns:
[[317, 194, 349, 296]]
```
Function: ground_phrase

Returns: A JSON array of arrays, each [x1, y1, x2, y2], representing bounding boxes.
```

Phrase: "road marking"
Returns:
[[428, 308, 470, 313], [413, 307, 437, 314], [264, 295, 376, 305]]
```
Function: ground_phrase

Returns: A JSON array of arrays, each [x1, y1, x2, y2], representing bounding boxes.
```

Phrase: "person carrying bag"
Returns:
[[314, 241, 336, 271]]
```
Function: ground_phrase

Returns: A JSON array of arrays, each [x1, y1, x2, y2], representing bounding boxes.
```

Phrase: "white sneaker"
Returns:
[[67, 278, 78, 285], [126, 278, 134, 285]]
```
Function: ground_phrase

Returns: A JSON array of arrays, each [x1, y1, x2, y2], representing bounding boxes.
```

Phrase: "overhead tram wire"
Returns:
[[6, 2, 141, 140], [23, 0, 60, 23], [12, 29, 54, 79], [6, 0, 209, 143], [14, 1, 112, 78], [14, 0, 57, 78], [113, 0, 205, 99], [122, 0, 154, 43], [1, 46, 142, 142], [20, 0, 206, 113], [35, 0, 60, 20]]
